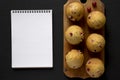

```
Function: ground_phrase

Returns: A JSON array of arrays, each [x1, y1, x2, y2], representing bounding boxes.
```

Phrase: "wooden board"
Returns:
[[63, 0, 105, 79]]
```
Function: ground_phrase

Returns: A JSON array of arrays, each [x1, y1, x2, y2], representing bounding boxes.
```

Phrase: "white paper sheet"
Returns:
[[11, 10, 53, 68]]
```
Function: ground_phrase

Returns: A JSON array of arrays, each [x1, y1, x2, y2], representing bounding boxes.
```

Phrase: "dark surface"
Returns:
[[0, 0, 119, 80]]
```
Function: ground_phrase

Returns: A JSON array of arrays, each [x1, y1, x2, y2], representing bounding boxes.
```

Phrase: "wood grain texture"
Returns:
[[63, 0, 105, 79]]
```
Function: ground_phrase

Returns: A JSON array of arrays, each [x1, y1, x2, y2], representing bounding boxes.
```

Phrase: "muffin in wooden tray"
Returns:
[[63, 0, 106, 79]]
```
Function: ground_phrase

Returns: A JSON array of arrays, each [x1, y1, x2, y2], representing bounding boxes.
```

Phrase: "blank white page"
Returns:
[[11, 10, 53, 68]]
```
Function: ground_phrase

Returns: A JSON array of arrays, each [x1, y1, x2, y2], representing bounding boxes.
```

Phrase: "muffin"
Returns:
[[87, 11, 106, 30], [86, 33, 105, 53], [66, 2, 84, 21], [65, 25, 84, 45], [86, 58, 104, 78], [65, 49, 84, 69]]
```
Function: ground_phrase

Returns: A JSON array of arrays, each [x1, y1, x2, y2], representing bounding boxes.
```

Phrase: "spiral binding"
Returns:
[[11, 10, 52, 13]]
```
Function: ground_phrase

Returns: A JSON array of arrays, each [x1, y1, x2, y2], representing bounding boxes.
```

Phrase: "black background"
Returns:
[[0, 0, 119, 80]]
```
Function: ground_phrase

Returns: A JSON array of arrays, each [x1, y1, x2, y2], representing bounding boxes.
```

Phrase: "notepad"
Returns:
[[11, 10, 53, 68]]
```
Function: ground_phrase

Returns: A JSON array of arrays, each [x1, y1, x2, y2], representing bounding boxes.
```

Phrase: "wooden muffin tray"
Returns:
[[63, 0, 105, 79]]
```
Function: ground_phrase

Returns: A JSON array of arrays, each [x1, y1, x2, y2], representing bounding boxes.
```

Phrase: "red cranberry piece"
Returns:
[[87, 68, 90, 71], [80, 32, 83, 35], [88, 16, 91, 19], [92, 2, 97, 8], [69, 33, 73, 36], [87, 7, 91, 13], [88, 61, 91, 64]]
